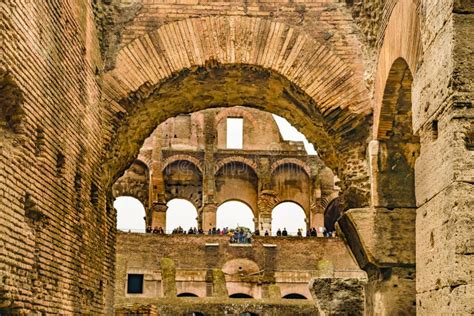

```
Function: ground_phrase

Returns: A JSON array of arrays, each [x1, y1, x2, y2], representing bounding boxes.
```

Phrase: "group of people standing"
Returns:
[[145, 225, 335, 238], [146, 226, 165, 234]]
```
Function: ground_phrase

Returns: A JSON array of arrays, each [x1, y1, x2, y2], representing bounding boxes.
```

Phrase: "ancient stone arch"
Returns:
[[336, 2, 423, 313], [373, 0, 422, 139], [112, 159, 150, 207], [214, 157, 258, 176], [101, 16, 372, 190], [270, 163, 311, 219], [161, 155, 204, 174], [163, 160, 203, 209], [215, 161, 259, 215], [270, 158, 311, 177]]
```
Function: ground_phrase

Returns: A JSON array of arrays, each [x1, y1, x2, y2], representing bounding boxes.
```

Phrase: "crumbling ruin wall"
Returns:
[[1, 1, 115, 314], [114, 233, 364, 306]]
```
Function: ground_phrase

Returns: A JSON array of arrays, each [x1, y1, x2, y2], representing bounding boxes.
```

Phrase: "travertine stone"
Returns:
[[310, 277, 367, 316]]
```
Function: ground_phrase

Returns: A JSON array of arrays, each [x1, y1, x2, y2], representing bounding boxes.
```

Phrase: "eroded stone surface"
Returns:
[[310, 277, 367, 316]]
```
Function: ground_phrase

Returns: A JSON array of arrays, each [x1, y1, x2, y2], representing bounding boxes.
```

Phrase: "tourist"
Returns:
[[146, 225, 152, 233], [297, 229, 302, 237], [322, 227, 328, 237], [276, 228, 282, 236], [246, 231, 252, 243], [282, 228, 288, 236], [254, 229, 260, 236]]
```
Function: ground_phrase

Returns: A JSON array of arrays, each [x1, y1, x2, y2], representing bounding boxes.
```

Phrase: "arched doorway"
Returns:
[[271, 202, 306, 236], [282, 293, 307, 299], [229, 293, 253, 299], [114, 196, 146, 232], [216, 201, 254, 232], [177, 292, 199, 297], [166, 199, 198, 234]]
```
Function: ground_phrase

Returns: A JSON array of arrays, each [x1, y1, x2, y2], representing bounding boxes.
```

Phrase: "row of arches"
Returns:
[[116, 197, 307, 236], [162, 159, 313, 216], [177, 292, 307, 299]]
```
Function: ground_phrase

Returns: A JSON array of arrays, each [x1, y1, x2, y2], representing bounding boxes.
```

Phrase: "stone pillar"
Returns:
[[202, 202, 217, 232], [337, 142, 371, 210], [160, 258, 177, 298], [337, 207, 416, 316], [259, 211, 272, 235], [310, 202, 325, 230], [367, 140, 381, 207], [257, 182, 278, 234], [150, 201, 167, 230]]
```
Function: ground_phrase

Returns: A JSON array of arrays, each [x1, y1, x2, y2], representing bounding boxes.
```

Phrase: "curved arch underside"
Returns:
[[374, 0, 422, 139], [102, 16, 372, 186]]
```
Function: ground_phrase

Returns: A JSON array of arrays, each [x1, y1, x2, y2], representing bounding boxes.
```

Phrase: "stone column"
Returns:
[[310, 201, 325, 230], [257, 185, 278, 235], [337, 142, 371, 210], [150, 201, 167, 230], [259, 211, 272, 234], [202, 202, 217, 232]]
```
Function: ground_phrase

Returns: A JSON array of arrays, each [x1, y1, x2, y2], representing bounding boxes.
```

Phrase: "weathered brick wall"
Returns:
[[116, 233, 361, 273], [116, 297, 318, 316], [1, 1, 115, 314], [115, 233, 364, 312]]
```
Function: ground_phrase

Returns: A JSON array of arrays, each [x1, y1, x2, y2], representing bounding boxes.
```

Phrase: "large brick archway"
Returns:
[[100, 17, 373, 211]]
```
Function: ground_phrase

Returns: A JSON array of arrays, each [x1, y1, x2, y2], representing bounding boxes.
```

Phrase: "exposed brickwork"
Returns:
[[115, 233, 365, 309], [1, 1, 114, 314]]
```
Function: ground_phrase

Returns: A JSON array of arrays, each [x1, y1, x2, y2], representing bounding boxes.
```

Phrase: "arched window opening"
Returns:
[[271, 202, 306, 236], [114, 196, 146, 233], [177, 292, 199, 297], [229, 293, 253, 299], [163, 160, 203, 209], [216, 201, 254, 232], [376, 58, 419, 208], [282, 293, 307, 299], [166, 199, 198, 234]]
